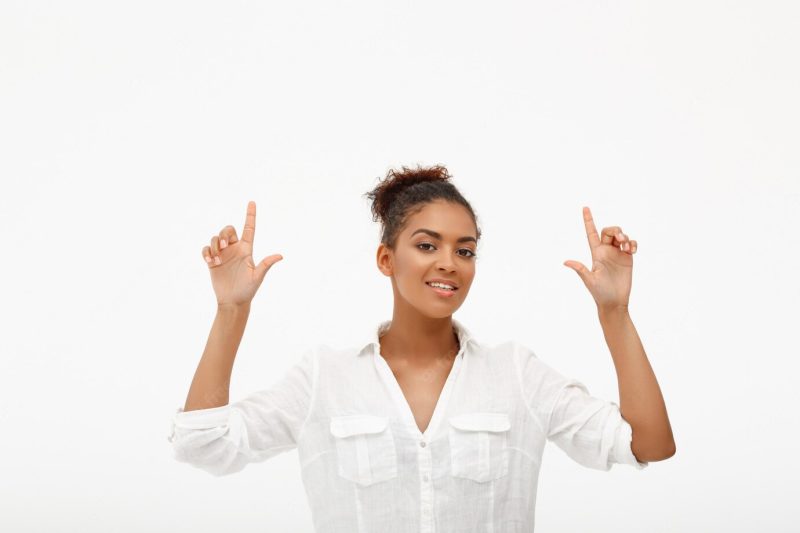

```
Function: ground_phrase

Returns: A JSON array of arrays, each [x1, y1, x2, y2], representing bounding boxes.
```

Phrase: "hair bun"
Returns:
[[363, 163, 480, 249], [366, 164, 452, 223]]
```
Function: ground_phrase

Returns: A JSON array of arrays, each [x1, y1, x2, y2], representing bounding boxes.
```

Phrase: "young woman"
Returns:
[[168, 165, 675, 531]]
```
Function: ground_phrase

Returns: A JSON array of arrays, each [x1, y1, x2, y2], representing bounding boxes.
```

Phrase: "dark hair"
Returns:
[[363, 163, 482, 250]]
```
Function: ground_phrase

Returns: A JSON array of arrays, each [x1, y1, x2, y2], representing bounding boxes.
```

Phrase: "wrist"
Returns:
[[217, 302, 251, 314], [598, 304, 629, 320]]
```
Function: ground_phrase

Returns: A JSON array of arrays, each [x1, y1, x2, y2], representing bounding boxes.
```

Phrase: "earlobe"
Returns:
[[377, 258, 392, 277], [376, 258, 388, 276], [376, 246, 392, 276]]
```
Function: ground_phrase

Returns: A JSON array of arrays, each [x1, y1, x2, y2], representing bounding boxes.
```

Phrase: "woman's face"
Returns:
[[377, 199, 478, 319]]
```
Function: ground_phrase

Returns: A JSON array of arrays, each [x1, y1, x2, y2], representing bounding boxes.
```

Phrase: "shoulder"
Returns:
[[309, 342, 370, 366], [482, 339, 539, 364], [461, 339, 539, 369], [502, 340, 574, 390]]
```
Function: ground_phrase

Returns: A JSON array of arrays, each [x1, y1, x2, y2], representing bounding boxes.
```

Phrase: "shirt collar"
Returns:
[[356, 318, 477, 357]]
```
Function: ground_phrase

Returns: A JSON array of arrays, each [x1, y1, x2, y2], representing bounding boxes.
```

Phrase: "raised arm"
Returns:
[[183, 303, 250, 411], [598, 307, 675, 461], [169, 201, 315, 478], [563, 206, 676, 461], [184, 200, 284, 412]]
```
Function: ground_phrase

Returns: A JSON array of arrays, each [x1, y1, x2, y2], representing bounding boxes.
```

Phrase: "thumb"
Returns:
[[563, 260, 590, 284], [256, 254, 283, 281]]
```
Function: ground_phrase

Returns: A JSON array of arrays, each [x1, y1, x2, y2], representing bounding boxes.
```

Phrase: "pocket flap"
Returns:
[[449, 412, 510, 432], [330, 414, 389, 438]]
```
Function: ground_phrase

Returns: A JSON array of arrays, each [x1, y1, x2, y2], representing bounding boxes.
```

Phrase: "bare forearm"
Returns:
[[183, 303, 251, 412], [598, 307, 676, 460]]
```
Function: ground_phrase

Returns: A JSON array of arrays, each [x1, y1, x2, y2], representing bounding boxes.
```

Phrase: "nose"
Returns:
[[436, 254, 457, 273]]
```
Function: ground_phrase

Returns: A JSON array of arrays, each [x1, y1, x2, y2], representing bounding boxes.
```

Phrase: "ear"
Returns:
[[376, 243, 393, 276]]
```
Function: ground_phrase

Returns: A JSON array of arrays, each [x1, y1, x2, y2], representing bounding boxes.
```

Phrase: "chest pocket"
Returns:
[[448, 412, 511, 483], [330, 414, 398, 486]]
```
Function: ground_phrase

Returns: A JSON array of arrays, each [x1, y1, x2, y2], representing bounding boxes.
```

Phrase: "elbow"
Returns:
[[664, 442, 677, 459], [635, 442, 676, 462], [663, 442, 677, 459], [629, 422, 677, 462], [659, 440, 677, 460], [655, 444, 677, 462]]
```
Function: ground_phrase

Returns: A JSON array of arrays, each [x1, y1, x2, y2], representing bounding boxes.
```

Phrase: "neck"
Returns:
[[379, 313, 460, 366]]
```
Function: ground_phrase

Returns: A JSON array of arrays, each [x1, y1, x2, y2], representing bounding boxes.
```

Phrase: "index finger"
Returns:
[[582, 206, 600, 249], [242, 200, 256, 243]]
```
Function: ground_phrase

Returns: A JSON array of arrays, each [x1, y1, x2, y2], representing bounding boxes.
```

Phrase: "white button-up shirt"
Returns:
[[168, 319, 648, 532]]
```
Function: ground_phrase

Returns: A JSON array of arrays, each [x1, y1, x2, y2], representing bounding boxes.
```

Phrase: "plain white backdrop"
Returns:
[[1, 1, 798, 531]]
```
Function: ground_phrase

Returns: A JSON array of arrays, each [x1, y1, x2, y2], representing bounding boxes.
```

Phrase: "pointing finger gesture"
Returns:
[[563, 206, 638, 313], [241, 199, 257, 244], [201, 201, 284, 307]]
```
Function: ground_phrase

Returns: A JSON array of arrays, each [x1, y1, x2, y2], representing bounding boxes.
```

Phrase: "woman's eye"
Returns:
[[416, 243, 477, 259]]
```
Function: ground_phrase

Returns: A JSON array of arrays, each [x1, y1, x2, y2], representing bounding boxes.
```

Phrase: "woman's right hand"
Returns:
[[202, 201, 284, 308]]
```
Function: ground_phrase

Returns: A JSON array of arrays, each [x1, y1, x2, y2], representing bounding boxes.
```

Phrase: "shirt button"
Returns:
[[419, 441, 426, 448]]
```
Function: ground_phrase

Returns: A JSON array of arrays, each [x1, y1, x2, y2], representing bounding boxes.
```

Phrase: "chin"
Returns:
[[414, 299, 464, 319], [422, 309, 456, 320]]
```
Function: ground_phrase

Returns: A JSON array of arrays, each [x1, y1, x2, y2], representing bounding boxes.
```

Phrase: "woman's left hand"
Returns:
[[563, 206, 637, 313]]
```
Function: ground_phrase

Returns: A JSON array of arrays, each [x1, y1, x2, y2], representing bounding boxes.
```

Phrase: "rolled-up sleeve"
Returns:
[[546, 379, 649, 471], [513, 341, 648, 471], [167, 346, 318, 477]]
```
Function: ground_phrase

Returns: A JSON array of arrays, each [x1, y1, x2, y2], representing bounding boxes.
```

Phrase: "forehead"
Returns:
[[401, 200, 476, 238]]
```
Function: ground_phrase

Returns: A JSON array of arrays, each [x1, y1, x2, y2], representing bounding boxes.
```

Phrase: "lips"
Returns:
[[425, 279, 459, 290], [425, 281, 458, 299]]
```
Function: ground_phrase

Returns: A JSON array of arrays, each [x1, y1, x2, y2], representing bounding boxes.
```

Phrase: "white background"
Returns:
[[2, 1, 798, 531]]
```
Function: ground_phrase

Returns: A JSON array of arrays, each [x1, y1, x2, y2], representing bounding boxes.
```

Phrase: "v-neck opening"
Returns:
[[374, 343, 465, 440]]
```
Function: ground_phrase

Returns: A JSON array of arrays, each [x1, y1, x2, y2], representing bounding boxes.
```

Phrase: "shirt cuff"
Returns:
[[167, 404, 232, 442], [614, 417, 650, 470]]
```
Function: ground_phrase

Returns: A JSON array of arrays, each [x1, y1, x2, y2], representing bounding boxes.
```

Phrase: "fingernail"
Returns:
[[214, 256, 221, 265], [205, 256, 213, 264], [220, 239, 227, 249]]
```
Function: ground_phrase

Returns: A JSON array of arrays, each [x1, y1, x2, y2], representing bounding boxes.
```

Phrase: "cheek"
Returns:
[[395, 250, 426, 273], [391, 256, 418, 284], [461, 271, 476, 291]]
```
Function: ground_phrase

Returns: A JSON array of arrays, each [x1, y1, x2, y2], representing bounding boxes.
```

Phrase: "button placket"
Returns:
[[419, 438, 434, 533]]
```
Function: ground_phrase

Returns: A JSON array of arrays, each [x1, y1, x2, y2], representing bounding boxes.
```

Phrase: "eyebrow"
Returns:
[[410, 228, 477, 244]]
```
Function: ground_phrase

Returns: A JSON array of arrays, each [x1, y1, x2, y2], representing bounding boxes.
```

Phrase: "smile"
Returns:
[[426, 281, 458, 297]]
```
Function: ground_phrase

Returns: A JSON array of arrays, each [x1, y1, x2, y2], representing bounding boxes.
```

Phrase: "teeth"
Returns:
[[428, 282, 455, 290]]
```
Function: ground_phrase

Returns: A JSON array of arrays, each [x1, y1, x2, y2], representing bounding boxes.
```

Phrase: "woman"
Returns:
[[168, 165, 676, 531]]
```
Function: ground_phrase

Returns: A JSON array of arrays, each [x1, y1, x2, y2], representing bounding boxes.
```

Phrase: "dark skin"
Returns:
[[376, 199, 478, 434]]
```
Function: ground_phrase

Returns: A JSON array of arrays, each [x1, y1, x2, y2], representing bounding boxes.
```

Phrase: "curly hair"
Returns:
[[363, 163, 482, 250]]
